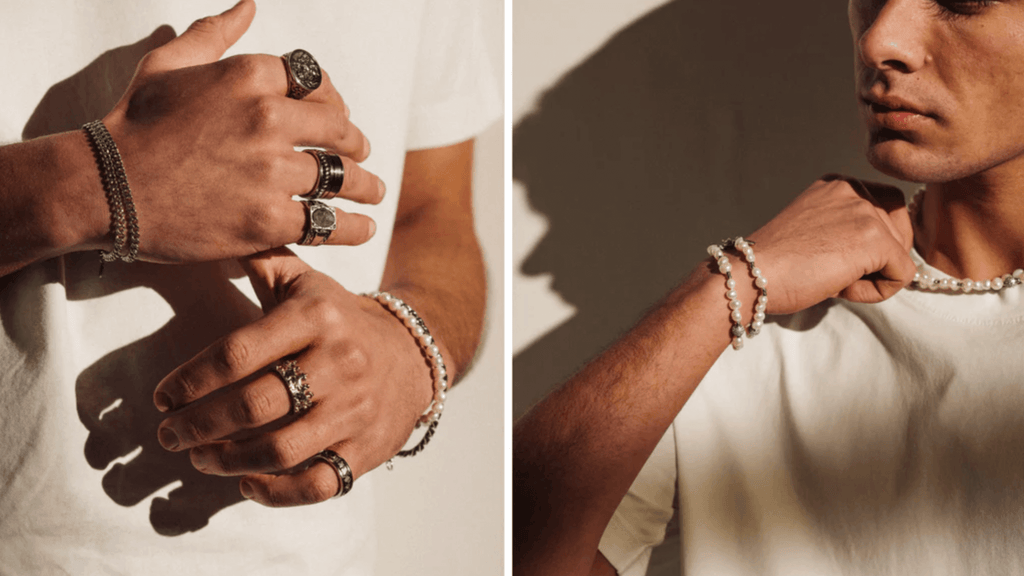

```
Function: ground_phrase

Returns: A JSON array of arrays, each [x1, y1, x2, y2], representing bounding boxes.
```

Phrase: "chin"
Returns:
[[865, 135, 976, 184]]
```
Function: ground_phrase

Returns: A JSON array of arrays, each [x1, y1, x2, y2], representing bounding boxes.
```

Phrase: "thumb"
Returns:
[[238, 248, 312, 312], [144, 0, 256, 72]]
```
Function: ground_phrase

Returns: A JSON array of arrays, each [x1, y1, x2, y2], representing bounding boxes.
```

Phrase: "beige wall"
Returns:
[[514, 1, 902, 573], [374, 1, 504, 575]]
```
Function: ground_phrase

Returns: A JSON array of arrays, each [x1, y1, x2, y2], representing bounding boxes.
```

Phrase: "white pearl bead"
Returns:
[[433, 402, 444, 413], [429, 344, 439, 355], [726, 290, 738, 300], [913, 272, 921, 283], [962, 280, 973, 292], [751, 320, 763, 331], [745, 253, 756, 263], [993, 278, 1004, 290], [419, 334, 433, 347], [751, 267, 762, 278], [413, 326, 424, 337], [731, 309, 743, 322], [731, 336, 744, 350], [1015, 269, 1024, 279], [755, 303, 766, 313], [919, 274, 930, 286], [939, 278, 951, 290], [754, 311, 766, 322], [758, 295, 768, 305], [726, 278, 736, 289], [707, 245, 720, 257], [717, 257, 730, 267], [719, 263, 732, 274], [755, 277, 767, 288], [438, 391, 447, 402], [983, 279, 992, 290], [728, 299, 743, 310]]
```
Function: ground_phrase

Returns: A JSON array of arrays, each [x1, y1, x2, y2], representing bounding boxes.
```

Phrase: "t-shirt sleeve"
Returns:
[[406, 0, 502, 150], [598, 423, 678, 576]]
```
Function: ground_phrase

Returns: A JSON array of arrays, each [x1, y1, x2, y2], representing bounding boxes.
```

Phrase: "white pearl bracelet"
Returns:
[[707, 237, 768, 350], [365, 291, 448, 465]]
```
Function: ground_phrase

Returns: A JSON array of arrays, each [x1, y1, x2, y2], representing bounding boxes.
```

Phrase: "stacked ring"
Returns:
[[314, 449, 354, 498], [281, 49, 323, 100], [299, 200, 337, 247], [303, 149, 345, 200], [274, 360, 314, 414]]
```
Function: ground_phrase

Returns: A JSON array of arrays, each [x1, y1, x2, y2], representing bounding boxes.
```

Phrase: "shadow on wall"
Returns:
[[513, 0, 897, 421]]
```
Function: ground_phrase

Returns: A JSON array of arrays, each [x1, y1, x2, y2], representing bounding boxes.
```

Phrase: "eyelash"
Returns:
[[931, 0, 996, 20]]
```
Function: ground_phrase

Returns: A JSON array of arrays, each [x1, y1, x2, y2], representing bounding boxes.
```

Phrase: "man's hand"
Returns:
[[743, 175, 917, 314], [98, 0, 384, 262], [149, 248, 435, 506]]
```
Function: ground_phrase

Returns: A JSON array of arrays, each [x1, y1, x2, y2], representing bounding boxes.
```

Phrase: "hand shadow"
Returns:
[[24, 26, 266, 536]]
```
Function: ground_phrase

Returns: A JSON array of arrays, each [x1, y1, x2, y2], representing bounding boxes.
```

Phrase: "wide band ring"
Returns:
[[314, 449, 354, 499], [303, 149, 345, 200], [299, 200, 337, 247], [274, 360, 314, 414], [281, 49, 323, 100]]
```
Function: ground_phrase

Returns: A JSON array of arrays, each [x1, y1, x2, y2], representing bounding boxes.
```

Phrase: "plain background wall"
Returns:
[[514, 1, 903, 573], [374, 1, 503, 574]]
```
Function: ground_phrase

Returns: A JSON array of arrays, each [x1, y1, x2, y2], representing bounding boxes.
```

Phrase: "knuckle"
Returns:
[[268, 435, 304, 470], [213, 335, 253, 376], [338, 345, 370, 375], [307, 297, 343, 328], [181, 417, 211, 445], [248, 96, 280, 134], [172, 367, 202, 404], [234, 388, 276, 426], [305, 473, 337, 503]]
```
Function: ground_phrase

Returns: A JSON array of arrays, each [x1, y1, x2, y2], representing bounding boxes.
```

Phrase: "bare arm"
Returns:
[[513, 177, 919, 575]]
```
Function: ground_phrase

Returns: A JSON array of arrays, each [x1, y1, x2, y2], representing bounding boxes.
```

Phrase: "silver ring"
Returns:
[[314, 449, 354, 498], [281, 49, 323, 100], [299, 200, 337, 247], [274, 360, 313, 414], [303, 149, 345, 200]]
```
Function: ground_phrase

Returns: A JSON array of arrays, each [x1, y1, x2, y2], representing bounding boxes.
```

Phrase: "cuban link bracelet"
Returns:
[[365, 291, 448, 468], [707, 237, 768, 350], [82, 120, 140, 273], [907, 188, 1024, 292]]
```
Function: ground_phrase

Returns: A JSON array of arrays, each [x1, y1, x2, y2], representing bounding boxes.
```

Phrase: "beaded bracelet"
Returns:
[[82, 120, 139, 275], [707, 237, 768, 350], [364, 291, 448, 468]]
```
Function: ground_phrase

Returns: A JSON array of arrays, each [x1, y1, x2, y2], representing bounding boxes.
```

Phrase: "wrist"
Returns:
[[49, 129, 117, 254]]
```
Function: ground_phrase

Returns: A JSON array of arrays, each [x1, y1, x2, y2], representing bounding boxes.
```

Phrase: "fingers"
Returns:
[[850, 179, 915, 252], [839, 231, 918, 303], [293, 149, 384, 204], [143, 0, 256, 72], [239, 450, 356, 507], [279, 200, 378, 247], [154, 298, 311, 412], [283, 100, 370, 162]]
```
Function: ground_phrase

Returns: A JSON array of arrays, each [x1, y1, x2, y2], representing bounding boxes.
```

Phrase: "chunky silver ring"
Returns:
[[299, 200, 337, 247], [281, 49, 323, 100], [314, 449, 354, 499], [303, 149, 345, 200], [274, 360, 313, 414]]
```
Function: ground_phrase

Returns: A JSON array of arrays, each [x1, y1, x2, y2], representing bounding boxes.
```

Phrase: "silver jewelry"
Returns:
[[907, 188, 1024, 292], [281, 49, 322, 100], [365, 291, 448, 467], [274, 360, 313, 414], [299, 200, 337, 246], [83, 120, 140, 273], [707, 237, 768, 350], [313, 449, 353, 498], [303, 149, 345, 200]]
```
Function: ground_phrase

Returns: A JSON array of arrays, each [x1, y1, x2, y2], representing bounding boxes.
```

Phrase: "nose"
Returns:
[[854, 0, 927, 74]]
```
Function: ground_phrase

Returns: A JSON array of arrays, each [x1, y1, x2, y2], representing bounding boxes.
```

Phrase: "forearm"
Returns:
[[378, 140, 485, 383], [513, 260, 749, 576], [0, 131, 107, 277]]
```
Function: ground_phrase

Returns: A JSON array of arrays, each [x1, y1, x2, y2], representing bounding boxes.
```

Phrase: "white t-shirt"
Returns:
[[0, 2, 499, 574], [600, 250, 1024, 576]]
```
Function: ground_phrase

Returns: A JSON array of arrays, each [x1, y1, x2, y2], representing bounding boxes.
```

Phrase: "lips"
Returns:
[[861, 94, 935, 130]]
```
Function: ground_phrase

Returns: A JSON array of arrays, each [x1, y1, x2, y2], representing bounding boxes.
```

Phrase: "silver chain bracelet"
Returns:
[[82, 120, 139, 275]]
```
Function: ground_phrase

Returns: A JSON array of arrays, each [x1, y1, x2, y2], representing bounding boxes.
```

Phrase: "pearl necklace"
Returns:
[[907, 188, 1024, 292]]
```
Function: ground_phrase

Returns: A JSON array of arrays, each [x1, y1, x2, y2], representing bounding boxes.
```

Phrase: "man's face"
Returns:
[[850, 0, 1024, 183]]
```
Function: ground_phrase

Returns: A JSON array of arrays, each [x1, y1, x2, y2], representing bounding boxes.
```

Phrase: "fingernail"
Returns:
[[368, 219, 377, 239], [240, 480, 254, 499], [154, 392, 173, 412], [343, 103, 351, 118], [377, 179, 386, 200], [158, 427, 180, 451], [191, 446, 210, 471], [363, 138, 371, 159]]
